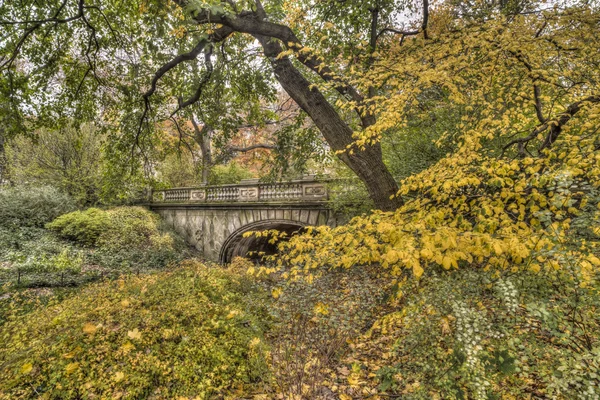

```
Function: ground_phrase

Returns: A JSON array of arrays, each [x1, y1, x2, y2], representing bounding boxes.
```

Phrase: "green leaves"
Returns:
[[0, 261, 272, 398]]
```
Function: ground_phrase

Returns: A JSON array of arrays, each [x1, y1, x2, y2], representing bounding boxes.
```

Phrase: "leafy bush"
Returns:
[[334, 267, 600, 399], [0, 261, 272, 399], [5, 249, 82, 285], [0, 185, 76, 228], [98, 207, 173, 251], [47, 207, 174, 250], [1, 206, 188, 287], [46, 208, 110, 246]]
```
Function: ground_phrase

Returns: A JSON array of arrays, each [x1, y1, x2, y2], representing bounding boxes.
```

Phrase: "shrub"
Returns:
[[0, 185, 76, 228], [98, 207, 173, 251], [0, 261, 272, 399], [45, 206, 187, 273], [327, 267, 600, 399], [4, 249, 82, 285], [47, 207, 174, 250], [46, 208, 110, 246]]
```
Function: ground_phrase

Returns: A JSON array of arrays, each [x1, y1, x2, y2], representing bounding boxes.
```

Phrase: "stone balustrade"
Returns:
[[152, 177, 329, 203]]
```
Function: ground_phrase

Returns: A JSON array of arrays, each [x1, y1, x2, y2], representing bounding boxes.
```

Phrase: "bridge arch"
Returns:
[[219, 219, 307, 264], [149, 178, 340, 262]]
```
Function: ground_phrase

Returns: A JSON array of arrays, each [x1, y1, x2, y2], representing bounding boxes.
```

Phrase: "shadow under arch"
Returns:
[[219, 219, 308, 264]]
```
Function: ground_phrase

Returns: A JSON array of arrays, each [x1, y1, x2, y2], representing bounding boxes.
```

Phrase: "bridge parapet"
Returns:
[[152, 177, 329, 204]]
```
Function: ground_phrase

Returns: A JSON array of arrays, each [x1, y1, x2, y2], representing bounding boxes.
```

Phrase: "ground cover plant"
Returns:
[[0, 260, 273, 399]]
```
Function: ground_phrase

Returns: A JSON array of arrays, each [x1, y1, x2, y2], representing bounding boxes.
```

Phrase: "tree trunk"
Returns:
[[172, 4, 402, 209], [191, 116, 213, 185], [254, 35, 402, 211], [0, 130, 9, 185]]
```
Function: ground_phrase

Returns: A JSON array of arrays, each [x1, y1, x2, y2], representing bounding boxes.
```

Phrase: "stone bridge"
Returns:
[[149, 177, 339, 263]]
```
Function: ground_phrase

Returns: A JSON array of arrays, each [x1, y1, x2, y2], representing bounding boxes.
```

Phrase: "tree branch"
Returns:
[[171, 48, 215, 116], [422, 0, 429, 39], [227, 143, 276, 152], [539, 95, 600, 151], [533, 84, 545, 124], [136, 25, 233, 148], [502, 95, 600, 155], [142, 26, 231, 100], [376, 0, 429, 41], [184, 6, 375, 127]]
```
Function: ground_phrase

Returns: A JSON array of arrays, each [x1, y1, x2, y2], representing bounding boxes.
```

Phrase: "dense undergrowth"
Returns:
[[0, 187, 191, 289], [1, 181, 599, 399], [3, 134, 600, 399], [0, 260, 272, 399]]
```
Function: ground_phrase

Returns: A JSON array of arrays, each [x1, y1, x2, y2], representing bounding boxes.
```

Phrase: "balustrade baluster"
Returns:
[[158, 178, 326, 204]]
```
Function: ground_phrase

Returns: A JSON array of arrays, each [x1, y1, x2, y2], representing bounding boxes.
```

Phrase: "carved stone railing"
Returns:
[[152, 177, 329, 204]]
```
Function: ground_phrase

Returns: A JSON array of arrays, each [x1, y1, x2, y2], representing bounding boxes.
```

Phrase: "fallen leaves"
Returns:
[[127, 328, 142, 340]]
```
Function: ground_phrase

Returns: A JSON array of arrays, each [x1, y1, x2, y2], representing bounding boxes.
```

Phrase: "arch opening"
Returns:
[[219, 220, 307, 264]]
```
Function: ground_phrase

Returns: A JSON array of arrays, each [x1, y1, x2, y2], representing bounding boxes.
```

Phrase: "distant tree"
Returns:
[[7, 124, 104, 205], [0, 0, 416, 210]]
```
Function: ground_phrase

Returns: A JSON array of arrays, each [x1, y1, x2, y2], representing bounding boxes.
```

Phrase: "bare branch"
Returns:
[[376, 0, 429, 41], [227, 143, 276, 152], [502, 95, 600, 155]]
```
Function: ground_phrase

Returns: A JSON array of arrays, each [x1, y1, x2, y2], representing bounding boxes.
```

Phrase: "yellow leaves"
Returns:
[[65, 362, 79, 374], [120, 342, 135, 353], [383, 249, 399, 265], [323, 21, 335, 30], [440, 316, 452, 335], [420, 247, 434, 259], [113, 371, 125, 382], [493, 242, 504, 255], [271, 287, 282, 299], [441, 255, 456, 270], [276, 49, 294, 60], [169, 26, 186, 39], [313, 302, 329, 315], [120, 299, 130, 308], [340, 255, 354, 268], [347, 373, 362, 387], [226, 310, 240, 319], [20, 363, 33, 375], [413, 262, 424, 278], [83, 322, 97, 335], [248, 337, 261, 348], [127, 328, 142, 340], [588, 255, 600, 267]]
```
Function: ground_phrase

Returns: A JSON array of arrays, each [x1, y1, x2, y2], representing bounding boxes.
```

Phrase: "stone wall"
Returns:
[[151, 203, 337, 263]]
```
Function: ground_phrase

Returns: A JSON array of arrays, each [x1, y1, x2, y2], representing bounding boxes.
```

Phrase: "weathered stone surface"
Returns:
[[151, 203, 338, 263]]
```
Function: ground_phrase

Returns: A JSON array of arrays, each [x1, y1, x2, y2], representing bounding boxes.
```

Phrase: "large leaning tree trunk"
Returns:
[[165, 1, 405, 211], [253, 33, 400, 211]]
